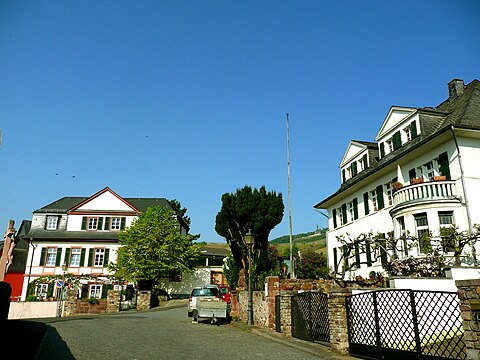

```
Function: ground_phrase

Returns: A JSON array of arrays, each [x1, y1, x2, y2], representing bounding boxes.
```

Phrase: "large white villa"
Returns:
[[315, 78, 480, 280]]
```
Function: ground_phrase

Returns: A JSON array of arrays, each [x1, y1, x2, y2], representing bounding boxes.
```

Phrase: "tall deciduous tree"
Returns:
[[215, 185, 284, 277], [110, 206, 202, 287]]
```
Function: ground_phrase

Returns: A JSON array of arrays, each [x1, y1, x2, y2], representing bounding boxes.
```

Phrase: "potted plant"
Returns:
[[432, 175, 447, 181], [391, 181, 403, 191], [410, 177, 424, 185]]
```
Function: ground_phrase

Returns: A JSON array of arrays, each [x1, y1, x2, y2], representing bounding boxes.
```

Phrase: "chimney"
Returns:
[[448, 79, 465, 100]]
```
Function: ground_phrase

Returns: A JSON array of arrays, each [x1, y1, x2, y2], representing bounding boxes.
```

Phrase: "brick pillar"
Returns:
[[136, 290, 151, 311], [106, 289, 121, 314], [456, 279, 480, 360], [0, 281, 12, 320], [63, 288, 78, 317], [266, 276, 280, 331], [328, 288, 352, 355]]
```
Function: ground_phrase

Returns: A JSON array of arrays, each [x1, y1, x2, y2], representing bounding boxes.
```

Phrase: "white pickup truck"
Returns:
[[193, 297, 228, 324]]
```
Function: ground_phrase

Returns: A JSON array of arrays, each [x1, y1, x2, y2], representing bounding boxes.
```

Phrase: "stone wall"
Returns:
[[327, 288, 351, 355], [136, 290, 151, 311], [456, 279, 480, 360], [106, 290, 121, 314], [63, 289, 78, 317], [76, 299, 107, 314]]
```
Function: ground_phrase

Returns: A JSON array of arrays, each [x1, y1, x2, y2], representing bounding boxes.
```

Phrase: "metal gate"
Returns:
[[291, 291, 329, 342], [120, 285, 137, 311], [346, 290, 466, 360]]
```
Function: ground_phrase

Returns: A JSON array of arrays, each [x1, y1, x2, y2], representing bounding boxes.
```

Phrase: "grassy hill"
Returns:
[[270, 228, 327, 254]]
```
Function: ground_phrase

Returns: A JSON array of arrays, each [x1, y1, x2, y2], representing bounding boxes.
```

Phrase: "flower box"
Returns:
[[432, 175, 447, 181], [410, 177, 424, 185]]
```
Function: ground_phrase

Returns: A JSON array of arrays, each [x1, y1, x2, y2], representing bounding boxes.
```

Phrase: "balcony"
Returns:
[[392, 180, 459, 209]]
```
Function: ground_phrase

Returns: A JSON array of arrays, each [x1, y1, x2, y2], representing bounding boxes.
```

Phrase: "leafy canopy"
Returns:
[[110, 206, 202, 285]]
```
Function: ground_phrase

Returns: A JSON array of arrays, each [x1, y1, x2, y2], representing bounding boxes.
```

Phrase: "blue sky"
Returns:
[[1, 1, 479, 243]]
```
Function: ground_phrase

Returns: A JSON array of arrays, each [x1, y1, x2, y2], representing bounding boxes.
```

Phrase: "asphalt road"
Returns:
[[36, 307, 327, 360]]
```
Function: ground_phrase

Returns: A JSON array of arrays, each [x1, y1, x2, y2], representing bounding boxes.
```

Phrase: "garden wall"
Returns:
[[8, 301, 58, 319]]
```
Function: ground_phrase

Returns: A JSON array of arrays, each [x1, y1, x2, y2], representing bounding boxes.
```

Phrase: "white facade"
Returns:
[[21, 187, 189, 300], [316, 79, 480, 280]]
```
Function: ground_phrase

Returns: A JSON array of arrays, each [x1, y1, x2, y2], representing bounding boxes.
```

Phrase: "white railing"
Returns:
[[393, 180, 457, 207]]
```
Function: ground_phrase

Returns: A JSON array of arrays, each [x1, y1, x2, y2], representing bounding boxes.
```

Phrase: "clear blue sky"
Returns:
[[1, 1, 479, 243]]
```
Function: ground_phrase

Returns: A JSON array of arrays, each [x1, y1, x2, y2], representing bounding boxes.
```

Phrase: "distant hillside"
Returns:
[[270, 228, 327, 244]]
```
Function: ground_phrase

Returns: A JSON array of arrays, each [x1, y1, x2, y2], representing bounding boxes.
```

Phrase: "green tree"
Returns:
[[296, 249, 329, 280], [110, 206, 202, 287], [215, 185, 284, 284], [169, 199, 191, 226]]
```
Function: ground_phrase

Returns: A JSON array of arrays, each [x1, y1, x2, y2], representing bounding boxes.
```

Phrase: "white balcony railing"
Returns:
[[392, 180, 458, 207]]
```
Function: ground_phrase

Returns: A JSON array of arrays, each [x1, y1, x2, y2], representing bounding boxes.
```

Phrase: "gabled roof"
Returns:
[[315, 79, 480, 209], [340, 140, 375, 167], [375, 106, 416, 141], [68, 187, 139, 213]]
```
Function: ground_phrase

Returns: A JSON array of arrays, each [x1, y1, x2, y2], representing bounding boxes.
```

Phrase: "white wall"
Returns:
[[8, 301, 58, 319]]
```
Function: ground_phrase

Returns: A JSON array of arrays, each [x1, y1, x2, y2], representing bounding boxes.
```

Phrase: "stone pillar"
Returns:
[[0, 281, 12, 320], [230, 289, 239, 318], [266, 276, 280, 331], [106, 289, 121, 314], [136, 290, 151, 311], [63, 288, 78, 317], [279, 290, 293, 335], [456, 279, 480, 360], [328, 288, 352, 355]]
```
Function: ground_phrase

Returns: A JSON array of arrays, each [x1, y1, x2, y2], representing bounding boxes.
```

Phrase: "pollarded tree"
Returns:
[[110, 206, 202, 287], [215, 185, 284, 283]]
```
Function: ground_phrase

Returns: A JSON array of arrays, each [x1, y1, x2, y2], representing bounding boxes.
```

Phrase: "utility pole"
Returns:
[[286, 113, 295, 279]]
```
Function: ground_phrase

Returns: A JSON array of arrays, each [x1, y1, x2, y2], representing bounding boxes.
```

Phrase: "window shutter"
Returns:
[[81, 284, 88, 299], [333, 248, 338, 273], [39, 247, 46, 266], [88, 249, 94, 267], [342, 169, 346, 183], [81, 216, 87, 230], [121, 217, 126, 230], [362, 154, 368, 169], [380, 143, 385, 158], [438, 152, 451, 180], [376, 185, 384, 210], [409, 168, 416, 180], [97, 217, 103, 230], [351, 162, 357, 177], [393, 131, 402, 150], [363, 192, 369, 215], [80, 248, 86, 267], [341, 203, 347, 224], [65, 248, 71, 266], [101, 285, 108, 299], [55, 248, 62, 266], [411, 121, 417, 138], [365, 241, 372, 266], [104, 217, 110, 230], [353, 198, 358, 220], [104, 248, 110, 266], [380, 238, 388, 266], [354, 242, 360, 268], [332, 209, 337, 228]]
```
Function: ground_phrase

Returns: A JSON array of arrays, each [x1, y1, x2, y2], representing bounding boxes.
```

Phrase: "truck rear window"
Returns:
[[192, 288, 218, 297]]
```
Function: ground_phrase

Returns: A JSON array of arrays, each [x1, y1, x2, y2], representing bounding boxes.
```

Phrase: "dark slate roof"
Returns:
[[351, 140, 378, 148], [25, 229, 121, 241], [315, 79, 480, 208], [35, 196, 173, 213]]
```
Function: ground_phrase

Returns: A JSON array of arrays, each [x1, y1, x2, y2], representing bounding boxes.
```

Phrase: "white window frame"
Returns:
[[89, 284, 102, 299], [414, 213, 430, 253], [46, 216, 59, 230], [94, 248, 105, 267], [386, 139, 394, 153], [404, 125, 412, 142], [425, 161, 435, 180], [348, 202, 354, 222], [110, 217, 121, 230], [370, 190, 378, 212], [46, 248, 57, 267], [70, 248, 81, 267], [87, 217, 98, 230], [385, 183, 393, 206]]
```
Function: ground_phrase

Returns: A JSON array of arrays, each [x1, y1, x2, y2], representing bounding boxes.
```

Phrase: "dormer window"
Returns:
[[404, 125, 412, 141], [386, 139, 394, 153], [88, 217, 98, 230], [46, 216, 59, 230]]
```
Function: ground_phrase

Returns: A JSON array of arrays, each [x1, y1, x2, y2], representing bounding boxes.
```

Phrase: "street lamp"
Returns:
[[57, 262, 68, 317], [245, 230, 254, 326]]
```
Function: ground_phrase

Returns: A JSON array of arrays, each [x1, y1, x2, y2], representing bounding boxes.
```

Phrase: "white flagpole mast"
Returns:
[[286, 113, 295, 279]]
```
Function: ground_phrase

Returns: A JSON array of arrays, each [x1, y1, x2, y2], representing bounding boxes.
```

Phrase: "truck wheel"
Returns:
[[188, 311, 193, 317], [192, 310, 198, 322]]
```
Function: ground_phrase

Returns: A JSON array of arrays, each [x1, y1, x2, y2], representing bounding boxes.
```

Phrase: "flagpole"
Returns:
[[286, 113, 295, 279]]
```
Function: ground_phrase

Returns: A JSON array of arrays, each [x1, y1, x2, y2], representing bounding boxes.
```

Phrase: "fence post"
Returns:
[[456, 279, 480, 360], [328, 288, 352, 355], [63, 288, 78, 317], [106, 289, 121, 314]]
